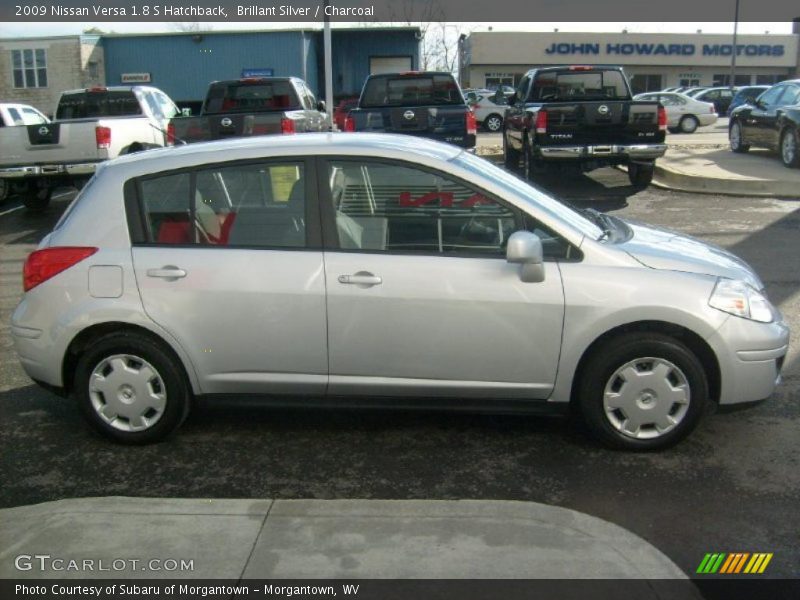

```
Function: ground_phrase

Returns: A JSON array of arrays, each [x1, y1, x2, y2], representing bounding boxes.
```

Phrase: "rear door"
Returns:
[[130, 158, 328, 395], [747, 84, 788, 147], [318, 156, 566, 399]]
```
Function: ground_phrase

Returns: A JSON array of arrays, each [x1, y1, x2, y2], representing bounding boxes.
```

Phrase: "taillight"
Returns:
[[23, 247, 98, 292], [343, 116, 355, 132], [95, 126, 111, 149], [657, 106, 668, 131], [466, 110, 477, 135], [535, 110, 547, 134], [166, 123, 176, 146], [281, 117, 295, 135]]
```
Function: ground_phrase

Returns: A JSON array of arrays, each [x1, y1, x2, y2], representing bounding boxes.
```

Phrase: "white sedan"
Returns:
[[634, 92, 717, 134]]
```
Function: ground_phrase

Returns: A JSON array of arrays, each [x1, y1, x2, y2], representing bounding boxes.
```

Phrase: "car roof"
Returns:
[[104, 133, 464, 177]]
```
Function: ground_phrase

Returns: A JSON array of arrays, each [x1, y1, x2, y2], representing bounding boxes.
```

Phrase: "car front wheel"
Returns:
[[578, 333, 709, 451], [679, 115, 699, 134], [780, 127, 799, 168], [75, 332, 191, 444], [730, 120, 750, 153]]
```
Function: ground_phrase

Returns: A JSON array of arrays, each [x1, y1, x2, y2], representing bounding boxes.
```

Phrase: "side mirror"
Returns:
[[506, 231, 545, 283], [317, 100, 327, 113], [181, 107, 192, 117], [754, 98, 766, 109]]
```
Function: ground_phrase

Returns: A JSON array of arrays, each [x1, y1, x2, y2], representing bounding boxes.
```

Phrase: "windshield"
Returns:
[[530, 70, 630, 101], [361, 75, 464, 108], [56, 91, 142, 119], [204, 81, 301, 114], [452, 152, 604, 241]]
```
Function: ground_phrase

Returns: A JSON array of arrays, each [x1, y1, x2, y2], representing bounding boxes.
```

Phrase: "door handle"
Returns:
[[146, 266, 187, 279], [338, 272, 382, 287]]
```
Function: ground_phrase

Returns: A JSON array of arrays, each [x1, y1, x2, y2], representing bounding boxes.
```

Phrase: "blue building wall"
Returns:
[[102, 29, 420, 103]]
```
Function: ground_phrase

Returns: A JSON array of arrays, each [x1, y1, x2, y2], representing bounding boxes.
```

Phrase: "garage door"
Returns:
[[369, 57, 413, 75]]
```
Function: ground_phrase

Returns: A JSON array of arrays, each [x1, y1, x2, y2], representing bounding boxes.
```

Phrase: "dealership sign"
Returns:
[[241, 68, 274, 78], [120, 72, 151, 83], [545, 43, 785, 57]]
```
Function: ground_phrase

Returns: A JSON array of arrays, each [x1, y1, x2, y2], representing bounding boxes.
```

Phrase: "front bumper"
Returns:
[[707, 315, 790, 405], [538, 143, 667, 161], [0, 162, 99, 179]]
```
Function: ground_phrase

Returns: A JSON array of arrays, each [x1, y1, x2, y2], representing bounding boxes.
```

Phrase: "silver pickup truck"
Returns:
[[0, 86, 179, 211]]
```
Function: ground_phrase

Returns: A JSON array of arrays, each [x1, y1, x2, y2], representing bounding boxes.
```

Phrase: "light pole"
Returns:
[[323, 0, 334, 130], [729, 0, 740, 89]]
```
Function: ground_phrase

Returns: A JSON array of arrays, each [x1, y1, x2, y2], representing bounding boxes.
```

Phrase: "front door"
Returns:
[[130, 158, 328, 395], [318, 157, 565, 399]]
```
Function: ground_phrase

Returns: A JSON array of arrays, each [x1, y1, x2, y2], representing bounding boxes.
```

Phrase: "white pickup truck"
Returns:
[[0, 86, 179, 211]]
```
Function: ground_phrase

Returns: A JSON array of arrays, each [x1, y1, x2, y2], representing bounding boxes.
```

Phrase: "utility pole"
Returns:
[[323, 0, 334, 130], [729, 0, 740, 88]]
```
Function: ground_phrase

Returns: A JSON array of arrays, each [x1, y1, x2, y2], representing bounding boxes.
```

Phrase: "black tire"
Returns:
[[22, 185, 52, 212], [628, 162, 654, 188], [667, 126, 679, 134], [729, 120, 750, 153], [679, 115, 699, 134], [74, 331, 191, 444], [484, 114, 503, 132], [522, 135, 546, 181], [503, 130, 520, 171], [779, 127, 799, 169], [578, 332, 709, 451], [0, 178, 10, 204]]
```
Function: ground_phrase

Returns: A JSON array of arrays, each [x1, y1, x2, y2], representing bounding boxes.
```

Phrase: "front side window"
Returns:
[[758, 85, 785, 106], [12, 48, 47, 88], [138, 162, 306, 248]]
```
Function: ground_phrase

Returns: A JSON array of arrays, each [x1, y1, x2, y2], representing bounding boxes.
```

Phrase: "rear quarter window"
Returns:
[[361, 75, 464, 108], [56, 91, 142, 119], [204, 81, 301, 113]]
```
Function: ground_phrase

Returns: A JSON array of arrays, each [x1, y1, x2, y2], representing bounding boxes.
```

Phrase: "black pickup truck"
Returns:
[[344, 71, 476, 149], [167, 77, 328, 143], [501, 66, 667, 187]]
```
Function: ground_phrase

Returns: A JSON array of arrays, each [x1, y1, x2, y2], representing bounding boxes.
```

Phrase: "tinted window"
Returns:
[[758, 86, 785, 106], [531, 70, 629, 101], [779, 85, 800, 106], [204, 81, 301, 114], [138, 162, 306, 248], [7, 108, 23, 125], [56, 91, 142, 119], [361, 75, 463, 108]]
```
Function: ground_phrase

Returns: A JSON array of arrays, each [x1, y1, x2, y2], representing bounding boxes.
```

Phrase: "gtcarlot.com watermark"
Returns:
[[14, 554, 194, 573]]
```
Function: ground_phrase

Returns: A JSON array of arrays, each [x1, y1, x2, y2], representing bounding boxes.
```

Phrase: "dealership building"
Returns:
[[461, 29, 800, 94], [0, 27, 420, 115]]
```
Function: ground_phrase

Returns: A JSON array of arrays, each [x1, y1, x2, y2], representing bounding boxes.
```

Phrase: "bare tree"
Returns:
[[170, 22, 214, 33]]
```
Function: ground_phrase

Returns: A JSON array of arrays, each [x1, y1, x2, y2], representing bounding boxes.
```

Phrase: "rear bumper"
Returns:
[[538, 143, 667, 161], [0, 162, 99, 179]]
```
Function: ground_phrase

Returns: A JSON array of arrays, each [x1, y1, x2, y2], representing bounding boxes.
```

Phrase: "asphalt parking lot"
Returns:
[[1, 165, 798, 579]]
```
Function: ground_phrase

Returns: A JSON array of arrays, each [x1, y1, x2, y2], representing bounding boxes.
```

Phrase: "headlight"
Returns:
[[709, 278, 774, 323]]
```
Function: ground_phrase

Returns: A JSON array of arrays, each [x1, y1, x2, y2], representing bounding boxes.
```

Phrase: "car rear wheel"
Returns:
[[484, 114, 503, 132], [679, 115, 699, 134], [22, 185, 52, 212], [730, 120, 750, 153], [75, 332, 191, 444], [628, 161, 654, 188], [578, 332, 709, 451], [780, 127, 799, 168], [503, 130, 520, 171]]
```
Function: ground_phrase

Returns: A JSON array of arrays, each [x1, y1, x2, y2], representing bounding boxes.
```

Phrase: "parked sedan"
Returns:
[[11, 134, 788, 450], [634, 92, 717, 133], [726, 85, 770, 116], [466, 91, 508, 132], [690, 87, 737, 115], [729, 79, 800, 168]]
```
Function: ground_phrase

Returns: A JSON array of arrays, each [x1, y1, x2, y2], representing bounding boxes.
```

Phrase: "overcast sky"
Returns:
[[0, 21, 794, 38]]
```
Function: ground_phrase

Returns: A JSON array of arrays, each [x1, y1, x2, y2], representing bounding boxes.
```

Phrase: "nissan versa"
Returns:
[[10, 134, 789, 450]]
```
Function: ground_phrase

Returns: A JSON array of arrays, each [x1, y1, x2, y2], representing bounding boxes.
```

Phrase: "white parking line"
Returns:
[[0, 204, 23, 217]]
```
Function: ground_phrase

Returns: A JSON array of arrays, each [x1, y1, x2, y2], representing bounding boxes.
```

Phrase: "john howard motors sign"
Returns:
[[545, 42, 786, 57]]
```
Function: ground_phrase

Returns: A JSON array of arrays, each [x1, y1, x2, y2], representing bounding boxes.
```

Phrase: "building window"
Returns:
[[630, 74, 662, 95], [713, 74, 752, 86], [755, 74, 785, 85], [12, 48, 47, 88], [88, 61, 99, 79]]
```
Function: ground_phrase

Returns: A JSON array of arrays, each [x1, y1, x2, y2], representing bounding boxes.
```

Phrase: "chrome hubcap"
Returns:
[[682, 118, 696, 133], [487, 117, 501, 131], [603, 357, 690, 440], [89, 354, 167, 432], [782, 132, 796, 164]]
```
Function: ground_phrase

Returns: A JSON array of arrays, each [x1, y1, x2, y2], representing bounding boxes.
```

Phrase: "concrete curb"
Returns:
[[0, 497, 690, 581]]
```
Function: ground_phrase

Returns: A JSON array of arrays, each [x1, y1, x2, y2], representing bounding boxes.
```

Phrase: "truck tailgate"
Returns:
[[352, 106, 473, 147], [0, 121, 105, 166], [541, 101, 662, 146], [172, 114, 284, 142]]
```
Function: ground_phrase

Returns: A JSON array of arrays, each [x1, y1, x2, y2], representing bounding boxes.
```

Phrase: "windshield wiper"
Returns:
[[583, 208, 615, 241]]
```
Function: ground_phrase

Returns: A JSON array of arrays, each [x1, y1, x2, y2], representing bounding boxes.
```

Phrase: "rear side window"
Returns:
[[531, 71, 629, 101], [204, 81, 301, 114], [361, 75, 463, 108], [56, 91, 142, 119], [136, 162, 307, 248]]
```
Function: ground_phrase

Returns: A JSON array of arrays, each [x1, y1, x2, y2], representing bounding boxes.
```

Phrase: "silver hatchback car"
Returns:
[[11, 134, 789, 449]]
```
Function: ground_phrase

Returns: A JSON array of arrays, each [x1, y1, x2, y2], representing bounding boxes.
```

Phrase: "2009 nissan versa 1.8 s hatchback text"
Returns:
[[11, 134, 789, 450]]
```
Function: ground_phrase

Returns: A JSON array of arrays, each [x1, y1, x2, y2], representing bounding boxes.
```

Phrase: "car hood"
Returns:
[[618, 219, 763, 289]]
